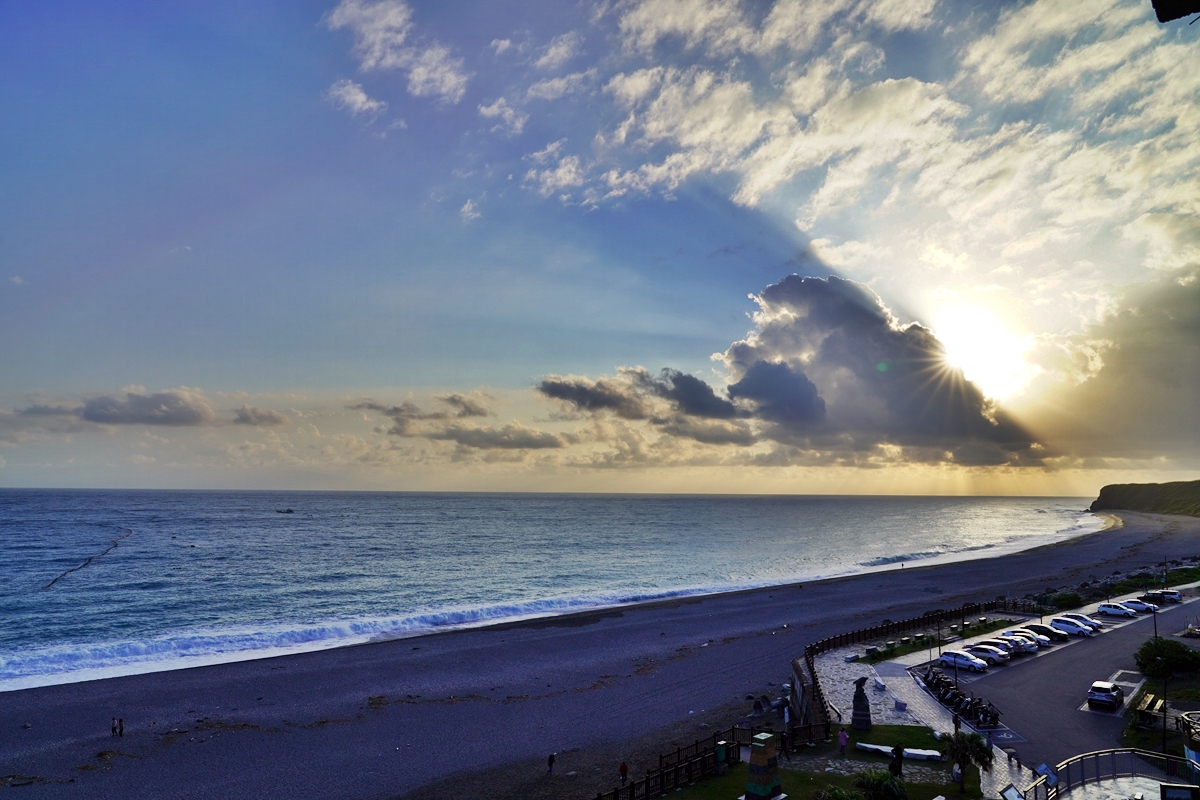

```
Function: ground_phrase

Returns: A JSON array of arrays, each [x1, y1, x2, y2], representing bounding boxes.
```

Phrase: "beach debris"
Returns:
[[23, 723, 31, 729]]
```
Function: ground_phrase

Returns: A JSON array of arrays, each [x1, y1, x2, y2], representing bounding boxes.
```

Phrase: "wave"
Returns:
[[0, 507, 1110, 692]]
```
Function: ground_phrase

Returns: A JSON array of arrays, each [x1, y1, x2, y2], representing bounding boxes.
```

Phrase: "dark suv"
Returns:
[[1087, 681, 1124, 709], [1024, 623, 1070, 642]]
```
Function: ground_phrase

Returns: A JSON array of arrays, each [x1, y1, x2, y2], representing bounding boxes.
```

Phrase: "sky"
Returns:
[[1, 0, 1197, 494]]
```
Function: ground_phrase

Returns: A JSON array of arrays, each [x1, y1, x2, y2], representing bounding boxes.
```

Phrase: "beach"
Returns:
[[4, 510, 1200, 800]]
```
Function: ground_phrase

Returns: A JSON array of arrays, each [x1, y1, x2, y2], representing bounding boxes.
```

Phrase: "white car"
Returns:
[[979, 638, 1021, 654], [1122, 599, 1160, 612], [989, 635, 1036, 653], [965, 644, 1010, 664], [938, 650, 989, 673], [1050, 617, 1094, 636], [1096, 602, 1137, 617], [1009, 628, 1052, 647], [1062, 613, 1103, 631]]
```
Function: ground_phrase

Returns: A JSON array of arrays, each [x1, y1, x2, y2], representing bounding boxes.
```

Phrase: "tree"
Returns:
[[853, 768, 909, 800], [944, 731, 994, 793], [1135, 637, 1200, 678]]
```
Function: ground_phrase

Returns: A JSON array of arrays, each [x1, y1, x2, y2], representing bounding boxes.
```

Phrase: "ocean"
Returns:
[[0, 490, 1103, 692]]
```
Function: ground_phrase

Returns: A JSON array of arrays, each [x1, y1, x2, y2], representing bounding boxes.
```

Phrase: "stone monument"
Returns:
[[738, 732, 786, 800], [851, 676, 873, 731]]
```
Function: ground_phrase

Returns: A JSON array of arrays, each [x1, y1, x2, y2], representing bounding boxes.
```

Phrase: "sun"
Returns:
[[931, 305, 1038, 401]]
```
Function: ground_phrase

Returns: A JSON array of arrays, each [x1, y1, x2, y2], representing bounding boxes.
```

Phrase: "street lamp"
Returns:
[[1156, 657, 1170, 758]]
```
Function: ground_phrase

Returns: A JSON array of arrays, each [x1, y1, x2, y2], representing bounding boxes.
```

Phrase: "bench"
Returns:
[[1137, 694, 1165, 726]]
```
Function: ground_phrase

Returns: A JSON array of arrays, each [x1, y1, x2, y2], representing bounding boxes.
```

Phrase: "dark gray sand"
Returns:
[[4, 511, 1200, 799]]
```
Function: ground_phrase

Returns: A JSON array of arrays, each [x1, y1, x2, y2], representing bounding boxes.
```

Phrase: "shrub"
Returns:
[[1135, 637, 1200, 677], [1052, 593, 1083, 609]]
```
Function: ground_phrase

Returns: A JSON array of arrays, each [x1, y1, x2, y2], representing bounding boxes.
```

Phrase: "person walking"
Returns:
[[111, 718, 117, 737], [838, 727, 849, 756], [952, 712, 961, 734], [547, 752, 555, 775], [619, 761, 628, 785]]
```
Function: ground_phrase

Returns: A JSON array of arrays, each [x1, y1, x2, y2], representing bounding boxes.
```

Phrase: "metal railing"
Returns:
[[1024, 748, 1200, 800]]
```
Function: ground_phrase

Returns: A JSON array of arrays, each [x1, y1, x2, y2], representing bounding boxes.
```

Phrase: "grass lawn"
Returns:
[[862, 619, 1016, 665], [666, 726, 982, 800], [664, 761, 980, 800]]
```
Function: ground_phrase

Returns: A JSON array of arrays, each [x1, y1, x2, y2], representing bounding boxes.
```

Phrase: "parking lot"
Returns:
[[910, 597, 1199, 768]]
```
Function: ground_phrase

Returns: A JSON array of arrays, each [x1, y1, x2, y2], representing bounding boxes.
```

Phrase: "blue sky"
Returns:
[[2, 0, 1197, 492]]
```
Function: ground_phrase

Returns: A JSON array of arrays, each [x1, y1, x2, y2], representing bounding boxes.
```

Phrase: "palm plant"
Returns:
[[944, 731, 994, 792], [853, 768, 909, 800]]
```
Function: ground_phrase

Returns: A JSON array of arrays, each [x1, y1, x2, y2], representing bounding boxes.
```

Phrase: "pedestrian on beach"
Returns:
[[111, 718, 117, 737], [952, 712, 960, 734], [547, 752, 555, 775], [838, 727, 849, 756], [118, 719, 124, 737], [619, 761, 628, 785]]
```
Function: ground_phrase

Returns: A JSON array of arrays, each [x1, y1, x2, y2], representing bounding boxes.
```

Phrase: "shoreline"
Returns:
[[4, 510, 1200, 800], [1, 504, 1108, 694]]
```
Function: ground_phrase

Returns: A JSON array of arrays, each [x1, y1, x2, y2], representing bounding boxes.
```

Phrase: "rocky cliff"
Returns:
[[1090, 479, 1200, 517]]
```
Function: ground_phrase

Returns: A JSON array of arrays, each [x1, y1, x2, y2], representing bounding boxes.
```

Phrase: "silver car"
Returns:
[[1062, 612, 1103, 631], [965, 644, 1010, 665]]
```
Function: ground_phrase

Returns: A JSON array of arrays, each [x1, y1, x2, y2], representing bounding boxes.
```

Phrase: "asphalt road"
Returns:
[[967, 602, 1199, 768]]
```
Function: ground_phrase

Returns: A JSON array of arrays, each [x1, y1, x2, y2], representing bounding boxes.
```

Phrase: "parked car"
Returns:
[[1002, 629, 1046, 648], [1050, 617, 1095, 636], [1087, 681, 1125, 709], [1122, 599, 1160, 612], [1096, 602, 1138, 617], [979, 638, 1021, 654], [938, 650, 989, 673], [965, 644, 1010, 665], [1161, 590, 1183, 603], [1023, 623, 1070, 642], [1140, 592, 1166, 605], [987, 636, 1036, 653], [1061, 612, 1103, 631]]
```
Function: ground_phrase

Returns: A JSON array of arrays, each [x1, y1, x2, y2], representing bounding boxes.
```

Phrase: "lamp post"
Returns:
[[1156, 657, 1170, 757], [1154, 604, 1159, 640]]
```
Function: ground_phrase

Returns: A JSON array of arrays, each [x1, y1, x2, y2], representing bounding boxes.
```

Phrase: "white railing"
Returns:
[[1023, 748, 1200, 800]]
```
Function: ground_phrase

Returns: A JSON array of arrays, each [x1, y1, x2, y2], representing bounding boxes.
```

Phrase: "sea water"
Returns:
[[0, 490, 1103, 691]]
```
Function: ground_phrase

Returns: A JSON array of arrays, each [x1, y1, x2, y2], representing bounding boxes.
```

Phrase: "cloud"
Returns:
[[535, 32, 582, 70], [538, 275, 1041, 466], [79, 388, 220, 426], [720, 276, 1037, 458], [726, 360, 825, 428], [460, 199, 481, 221], [478, 97, 528, 136], [9, 276, 25, 286], [353, 395, 564, 450], [538, 375, 649, 419], [327, 0, 470, 103], [324, 79, 387, 119], [490, 38, 513, 55], [524, 155, 587, 198], [526, 69, 597, 101], [1026, 266, 1200, 463], [233, 405, 290, 427]]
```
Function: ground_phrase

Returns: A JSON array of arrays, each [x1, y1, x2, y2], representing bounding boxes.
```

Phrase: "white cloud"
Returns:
[[327, 0, 470, 103], [9, 276, 25, 286], [324, 79, 387, 118], [478, 97, 528, 136], [535, 31, 582, 70], [525, 155, 587, 198], [527, 69, 597, 101], [527, 139, 567, 165], [490, 38, 513, 55], [460, 199, 481, 221]]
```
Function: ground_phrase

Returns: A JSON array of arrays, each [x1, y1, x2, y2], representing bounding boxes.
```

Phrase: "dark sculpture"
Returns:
[[851, 676, 872, 731]]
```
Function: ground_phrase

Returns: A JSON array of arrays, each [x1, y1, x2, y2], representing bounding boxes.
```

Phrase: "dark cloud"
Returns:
[[429, 423, 563, 450], [649, 369, 737, 419], [353, 396, 561, 450], [79, 389, 219, 426], [233, 405, 289, 427], [351, 395, 492, 436], [1026, 267, 1200, 462], [537, 376, 649, 419], [720, 275, 1039, 463], [656, 417, 755, 446], [727, 360, 824, 428]]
